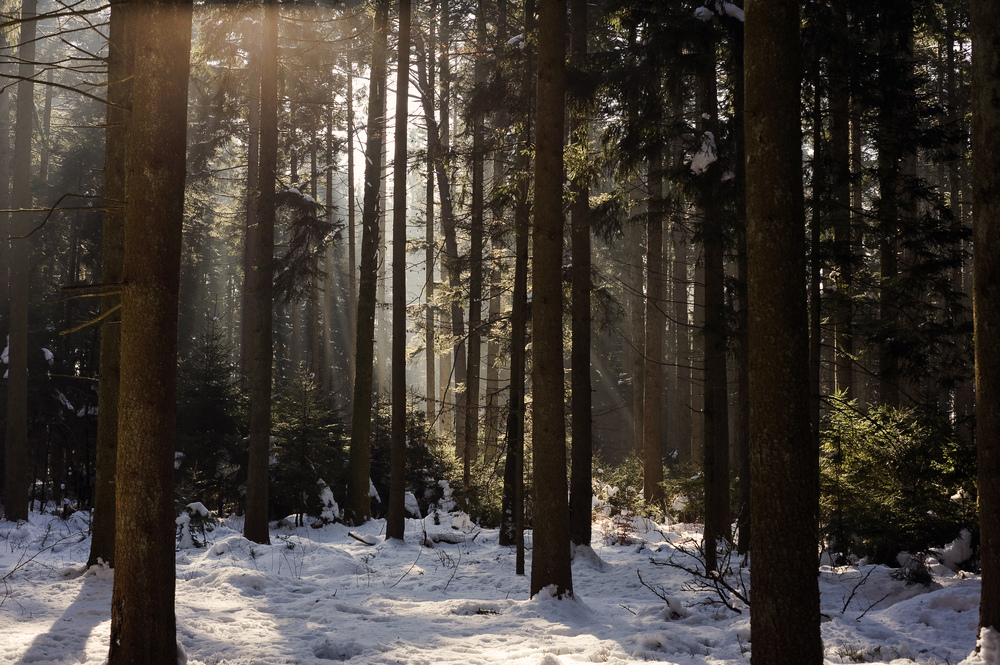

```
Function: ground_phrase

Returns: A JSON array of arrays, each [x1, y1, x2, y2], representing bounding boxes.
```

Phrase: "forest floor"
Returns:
[[0, 509, 984, 664]]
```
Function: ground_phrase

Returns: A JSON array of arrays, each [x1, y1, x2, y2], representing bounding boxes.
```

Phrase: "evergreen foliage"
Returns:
[[270, 369, 346, 526], [821, 397, 976, 567], [175, 319, 247, 517]]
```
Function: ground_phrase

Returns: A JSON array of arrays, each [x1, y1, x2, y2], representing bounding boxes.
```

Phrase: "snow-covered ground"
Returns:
[[0, 510, 984, 664]]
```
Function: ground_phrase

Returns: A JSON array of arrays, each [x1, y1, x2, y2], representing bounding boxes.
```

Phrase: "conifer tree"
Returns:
[[971, 0, 1000, 645], [346, 0, 389, 525], [107, 0, 192, 659], [530, 0, 572, 600], [745, 0, 821, 661]]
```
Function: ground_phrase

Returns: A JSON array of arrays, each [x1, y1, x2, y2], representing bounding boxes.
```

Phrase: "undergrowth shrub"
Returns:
[[369, 397, 459, 519], [820, 397, 976, 572]]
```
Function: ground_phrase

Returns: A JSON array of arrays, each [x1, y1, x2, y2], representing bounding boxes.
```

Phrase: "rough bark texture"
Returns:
[[530, 0, 572, 600], [568, 0, 592, 548], [3, 0, 38, 523], [972, 0, 1000, 640], [745, 0, 822, 663], [346, 0, 389, 525], [107, 0, 191, 661], [386, 0, 411, 542], [89, 0, 132, 567], [243, 0, 278, 545]]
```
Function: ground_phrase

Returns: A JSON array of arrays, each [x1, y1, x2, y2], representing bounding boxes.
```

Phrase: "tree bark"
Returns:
[[4, 0, 38, 523], [425, 5, 437, 427], [745, 0, 822, 662], [568, 0, 592, 548], [346, 0, 389, 525], [386, 0, 411, 542], [499, 0, 534, 575], [243, 0, 279, 545], [530, 0, 572, 600], [698, 42, 729, 570], [89, 0, 132, 567], [107, 0, 191, 660], [463, 3, 487, 500], [971, 0, 1000, 643], [643, 148, 665, 510]]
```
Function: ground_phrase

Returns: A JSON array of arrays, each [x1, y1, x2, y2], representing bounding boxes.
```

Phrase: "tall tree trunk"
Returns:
[[699, 42, 729, 571], [438, 0, 468, 463], [830, 0, 853, 401], [425, 4, 437, 427], [243, 0, 279, 545], [971, 0, 1000, 646], [568, 0, 592, 548], [241, 17, 261, 374], [107, 0, 191, 660], [347, 57, 357, 409], [745, 0, 822, 662], [627, 213, 645, 458], [729, 13, 751, 556], [323, 105, 335, 396], [876, 2, 914, 410], [463, 4, 487, 500], [670, 224, 691, 463], [386, 0, 411, 542], [4, 0, 38, 523], [809, 65, 823, 443], [530, 0, 571, 600], [499, 0, 534, 575], [643, 148, 665, 511], [346, 0, 389, 525], [39, 70, 53, 185], [309, 123, 321, 379], [89, 0, 132, 567], [0, 27, 10, 333]]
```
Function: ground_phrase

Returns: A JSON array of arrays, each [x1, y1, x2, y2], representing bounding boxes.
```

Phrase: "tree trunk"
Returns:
[[745, 0, 822, 662], [628, 213, 644, 459], [386, 0, 411, 542], [830, 0, 853, 401], [971, 0, 1000, 644], [530, 0, 572, 600], [243, 0, 279, 545], [241, 16, 261, 375], [499, 0, 534, 575], [568, 0, 592, 548], [346, 0, 389, 525], [670, 224, 691, 463], [89, 0, 132, 567], [463, 5, 487, 500], [347, 58, 357, 409], [425, 8, 437, 427], [699, 43, 729, 570], [643, 149, 665, 510], [4, 0, 38, 524], [107, 0, 191, 660]]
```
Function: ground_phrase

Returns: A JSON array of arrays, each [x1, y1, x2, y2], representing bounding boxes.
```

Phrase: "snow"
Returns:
[[695, 2, 745, 22], [691, 131, 718, 175], [0, 511, 983, 665], [717, 2, 744, 21]]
